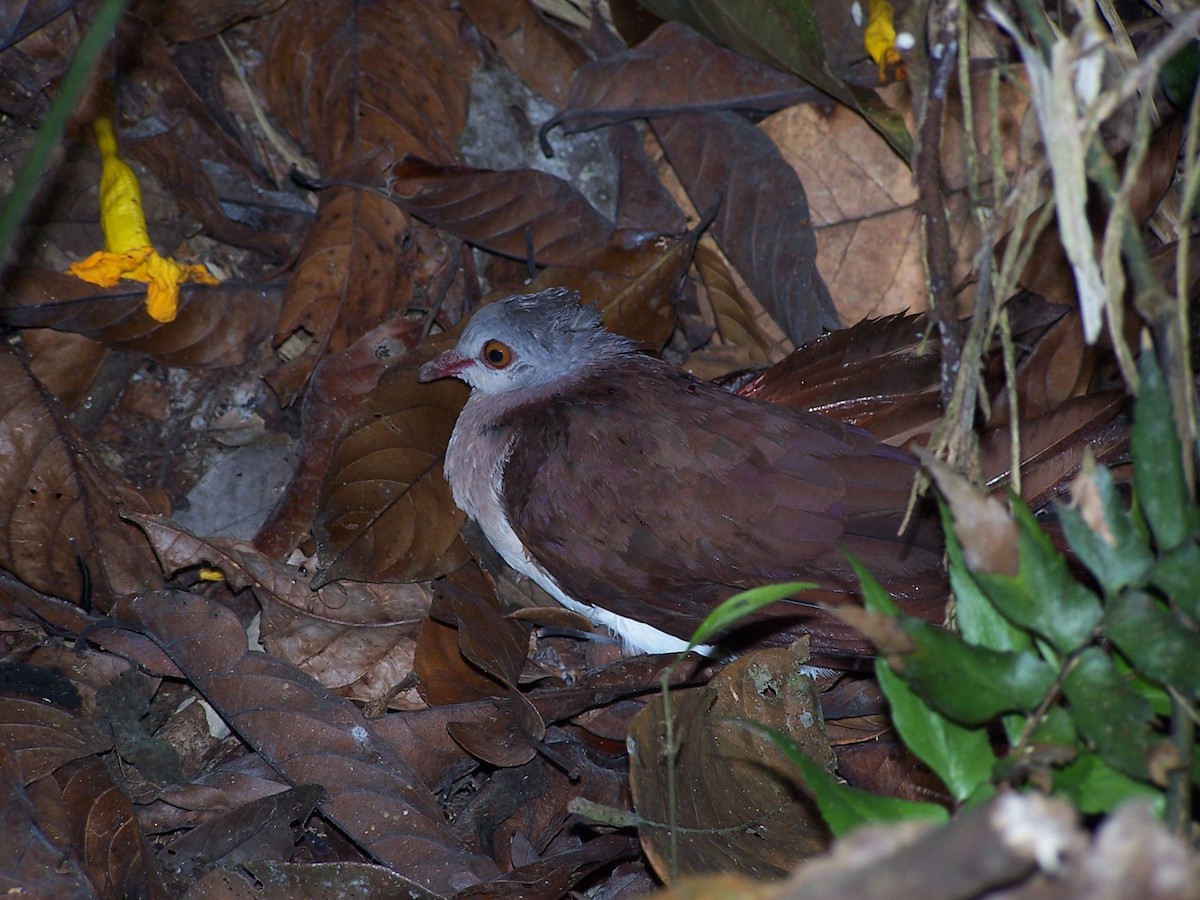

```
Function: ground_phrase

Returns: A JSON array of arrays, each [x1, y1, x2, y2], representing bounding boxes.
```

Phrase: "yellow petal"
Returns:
[[67, 247, 154, 287], [94, 118, 153, 253], [865, 0, 906, 81], [68, 119, 222, 323]]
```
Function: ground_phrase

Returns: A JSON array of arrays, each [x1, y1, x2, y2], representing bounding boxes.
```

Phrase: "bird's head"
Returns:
[[418, 288, 634, 394]]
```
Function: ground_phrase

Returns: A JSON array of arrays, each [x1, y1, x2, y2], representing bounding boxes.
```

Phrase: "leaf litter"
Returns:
[[0, 0, 1192, 895]]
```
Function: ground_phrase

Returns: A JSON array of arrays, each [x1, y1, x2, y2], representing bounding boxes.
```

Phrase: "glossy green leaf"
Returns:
[[1024, 705, 1080, 749], [939, 500, 1032, 654], [1132, 353, 1200, 552], [638, 0, 913, 161], [975, 499, 1103, 654], [739, 721, 949, 836], [876, 659, 995, 802], [1054, 752, 1160, 815], [1150, 541, 1200, 624], [894, 619, 1057, 725], [1056, 462, 1153, 596], [1062, 647, 1158, 780], [688, 581, 817, 647], [849, 557, 1055, 724], [1105, 591, 1200, 695]]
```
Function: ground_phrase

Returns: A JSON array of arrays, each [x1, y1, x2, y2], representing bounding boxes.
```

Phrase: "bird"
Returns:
[[418, 288, 945, 666]]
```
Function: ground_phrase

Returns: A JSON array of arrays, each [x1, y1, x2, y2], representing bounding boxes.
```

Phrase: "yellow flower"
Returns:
[[67, 118, 219, 323], [864, 0, 906, 82]]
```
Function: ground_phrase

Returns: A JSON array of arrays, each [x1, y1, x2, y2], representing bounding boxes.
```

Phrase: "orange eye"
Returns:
[[482, 339, 512, 368]]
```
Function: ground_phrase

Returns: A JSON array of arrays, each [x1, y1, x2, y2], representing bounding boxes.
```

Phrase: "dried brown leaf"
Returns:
[[386, 155, 614, 266], [628, 643, 833, 880], [260, 0, 476, 170], [312, 340, 470, 586], [257, 0, 479, 402], [114, 589, 498, 891], [21, 329, 108, 412], [981, 392, 1128, 511], [694, 240, 796, 368], [654, 110, 838, 343], [455, 834, 639, 900], [57, 755, 160, 899], [460, 0, 587, 107], [115, 18, 298, 263], [522, 231, 695, 350], [0, 698, 112, 785], [920, 452, 1019, 576], [0, 571, 183, 678], [256, 318, 423, 557], [1, 273, 283, 368], [265, 188, 419, 405], [148, 0, 290, 43], [557, 22, 822, 135], [763, 71, 1031, 322], [0, 344, 163, 607], [0, 738, 96, 899], [127, 514, 430, 706], [159, 784, 325, 892], [140, 758, 289, 835]]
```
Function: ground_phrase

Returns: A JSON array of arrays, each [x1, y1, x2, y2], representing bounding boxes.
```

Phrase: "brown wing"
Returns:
[[500, 355, 944, 655]]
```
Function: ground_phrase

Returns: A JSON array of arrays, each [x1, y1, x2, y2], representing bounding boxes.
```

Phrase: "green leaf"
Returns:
[[852, 557, 900, 616], [638, 0, 913, 162], [1105, 591, 1200, 695], [1161, 39, 1200, 110], [940, 500, 1032, 653], [1150, 541, 1200, 624], [1132, 353, 1200, 552], [1024, 705, 1080, 750], [739, 721, 949, 836], [1062, 647, 1158, 780], [1056, 462, 1154, 596], [688, 581, 817, 647], [975, 498, 1103, 654], [876, 659, 995, 802], [894, 620, 1057, 725], [1054, 753, 1161, 815]]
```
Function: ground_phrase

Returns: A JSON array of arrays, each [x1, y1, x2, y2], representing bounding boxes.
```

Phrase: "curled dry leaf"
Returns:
[[158, 783, 326, 893], [114, 589, 498, 892], [0, 273, 283, 368], [128, 513, 431, 707], [140, 757, 290, 835], [628, 643, 834, 880], [691, 239, 791, 371], [654, 110, 839, 343], [919, 452, 1020, 576], [0, 344, 163, 608]]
